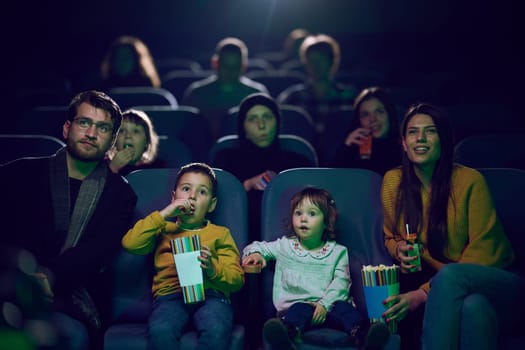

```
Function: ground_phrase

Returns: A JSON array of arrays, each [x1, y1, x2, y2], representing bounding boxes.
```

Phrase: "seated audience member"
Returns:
[[277, 34, 358, 134], [422, 263, 524, 350], [121, 162, 244, 350], [182, 37, 269, 139], [242, 187, 390, 350], [0, 90, 137, 350], [211, 93, 314, 242], [330, 86, 401, 175], [100, 35, 161, 92], [107, 108, 165, 175], [257, 28, 311, 70], [380, 103, 514, 350]]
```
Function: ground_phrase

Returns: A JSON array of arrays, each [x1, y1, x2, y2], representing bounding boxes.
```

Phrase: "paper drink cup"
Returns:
[[359, 134, 373, 159]]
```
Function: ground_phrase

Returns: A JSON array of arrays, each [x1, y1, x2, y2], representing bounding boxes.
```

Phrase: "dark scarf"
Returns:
[[49, 147, 108, 253], [48, 146, 108, 331]]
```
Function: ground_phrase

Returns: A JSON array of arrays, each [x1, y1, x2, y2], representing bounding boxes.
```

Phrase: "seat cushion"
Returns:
[[104, 323, 245, 350]]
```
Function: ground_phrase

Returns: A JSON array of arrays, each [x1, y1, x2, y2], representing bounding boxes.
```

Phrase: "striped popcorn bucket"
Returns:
[[361, 264, 400, 333], [171, 235, 205, 303]]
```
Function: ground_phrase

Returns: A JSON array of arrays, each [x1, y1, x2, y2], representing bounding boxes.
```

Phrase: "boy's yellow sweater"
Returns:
[[122, 211, 244, 298]]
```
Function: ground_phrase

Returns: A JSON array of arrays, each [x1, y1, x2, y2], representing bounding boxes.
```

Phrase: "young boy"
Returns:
[[122, 162, 244, 350]]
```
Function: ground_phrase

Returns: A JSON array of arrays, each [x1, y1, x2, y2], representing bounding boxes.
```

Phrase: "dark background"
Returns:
[[3, 0, 520, 127]]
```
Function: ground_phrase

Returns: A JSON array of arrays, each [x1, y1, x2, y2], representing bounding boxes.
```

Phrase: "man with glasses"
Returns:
[[0, 90, 137, 349]]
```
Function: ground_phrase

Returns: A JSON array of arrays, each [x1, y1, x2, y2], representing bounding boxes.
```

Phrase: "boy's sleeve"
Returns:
[[122, 211, 167, 255], [208, 228, 244, 293]]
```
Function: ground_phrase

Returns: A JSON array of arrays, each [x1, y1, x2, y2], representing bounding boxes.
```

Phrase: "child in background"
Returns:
[[107, 108, 164, 175], [122, 162, 244, 350], [242, 187, 389, 350]]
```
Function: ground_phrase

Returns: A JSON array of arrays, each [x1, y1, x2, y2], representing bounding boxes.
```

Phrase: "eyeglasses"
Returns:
[[73, 117, 113, 135]]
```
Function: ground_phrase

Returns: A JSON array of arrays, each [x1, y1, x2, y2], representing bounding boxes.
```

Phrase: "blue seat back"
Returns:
[[260, 168, 394, 320], [220, 104, 316, 145], [478, 168, 525, 276], [455, 134, 525, 170], [16, 105, 68, 140], [109, 167, 248, 323], [109, 86, 178, 110], [156, 136, 193, 169], [209, 134, 318, 167], [131, 105, 212, 162], [0, 134, 65, 165]]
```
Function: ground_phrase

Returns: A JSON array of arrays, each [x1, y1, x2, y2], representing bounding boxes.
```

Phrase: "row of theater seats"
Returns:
[[8, 102, 335, 165], [8, 92, 525, 167], [1, 135, 523, 349], [105, 167, 404, 350], [3, 113, 524, 171], [2, 129, 525, 172], [107, 167, 524, 350]]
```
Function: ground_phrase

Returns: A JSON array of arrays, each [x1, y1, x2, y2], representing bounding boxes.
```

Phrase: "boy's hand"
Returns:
[[242, 252, 266, 268], [160, 199, 194, 219], [198, 245, 215, 277]]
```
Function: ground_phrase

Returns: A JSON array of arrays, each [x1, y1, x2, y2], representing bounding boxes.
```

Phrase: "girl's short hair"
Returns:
[[122, 109, 159, 163], [287, 187, 338, 241]]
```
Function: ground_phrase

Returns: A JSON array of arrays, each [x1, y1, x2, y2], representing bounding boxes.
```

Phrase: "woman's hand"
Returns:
[[242, 252, 266, 268], [198, 245, 216, 277], [344, 128, 371, 147], [243, 171, 276, 191], [109, 148, 135, 173], [396, 240, 420, 273], [382, 289, 427, 322], [310, 302, 327, 326]]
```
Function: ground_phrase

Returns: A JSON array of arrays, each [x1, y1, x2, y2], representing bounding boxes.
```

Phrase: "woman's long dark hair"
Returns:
[[396, 103, 455, 260]]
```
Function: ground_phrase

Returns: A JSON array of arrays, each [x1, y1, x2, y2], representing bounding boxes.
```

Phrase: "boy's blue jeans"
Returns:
[[423, 263, 525, 350], [147, 289, 233, 350]]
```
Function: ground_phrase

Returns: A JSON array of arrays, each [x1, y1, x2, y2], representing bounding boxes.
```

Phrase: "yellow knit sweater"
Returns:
[[122, 211, 244, 298], [382, 165, 514, 292]]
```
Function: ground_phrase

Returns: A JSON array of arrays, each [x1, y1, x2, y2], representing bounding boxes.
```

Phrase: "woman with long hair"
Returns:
[[380, 103, 514, 349]]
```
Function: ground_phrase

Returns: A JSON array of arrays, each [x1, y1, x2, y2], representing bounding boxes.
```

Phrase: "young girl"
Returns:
[[242, 187, 389, 350], [107, 108, 164, 175]]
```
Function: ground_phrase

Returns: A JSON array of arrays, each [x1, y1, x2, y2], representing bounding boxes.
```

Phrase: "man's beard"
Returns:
[[67, 139, 106, 162]]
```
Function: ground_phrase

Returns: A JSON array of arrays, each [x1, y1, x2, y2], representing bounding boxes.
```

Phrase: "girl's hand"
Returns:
[[198, 245, 215, 277], [382, 289, 427, 322], [344, 128, 371, 147], [396, 240, 420, 273], [242, 252, 266, 268], [310, 302, 327, 325], [159, 199, 194, 219], [109, 148, 135, 173]]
